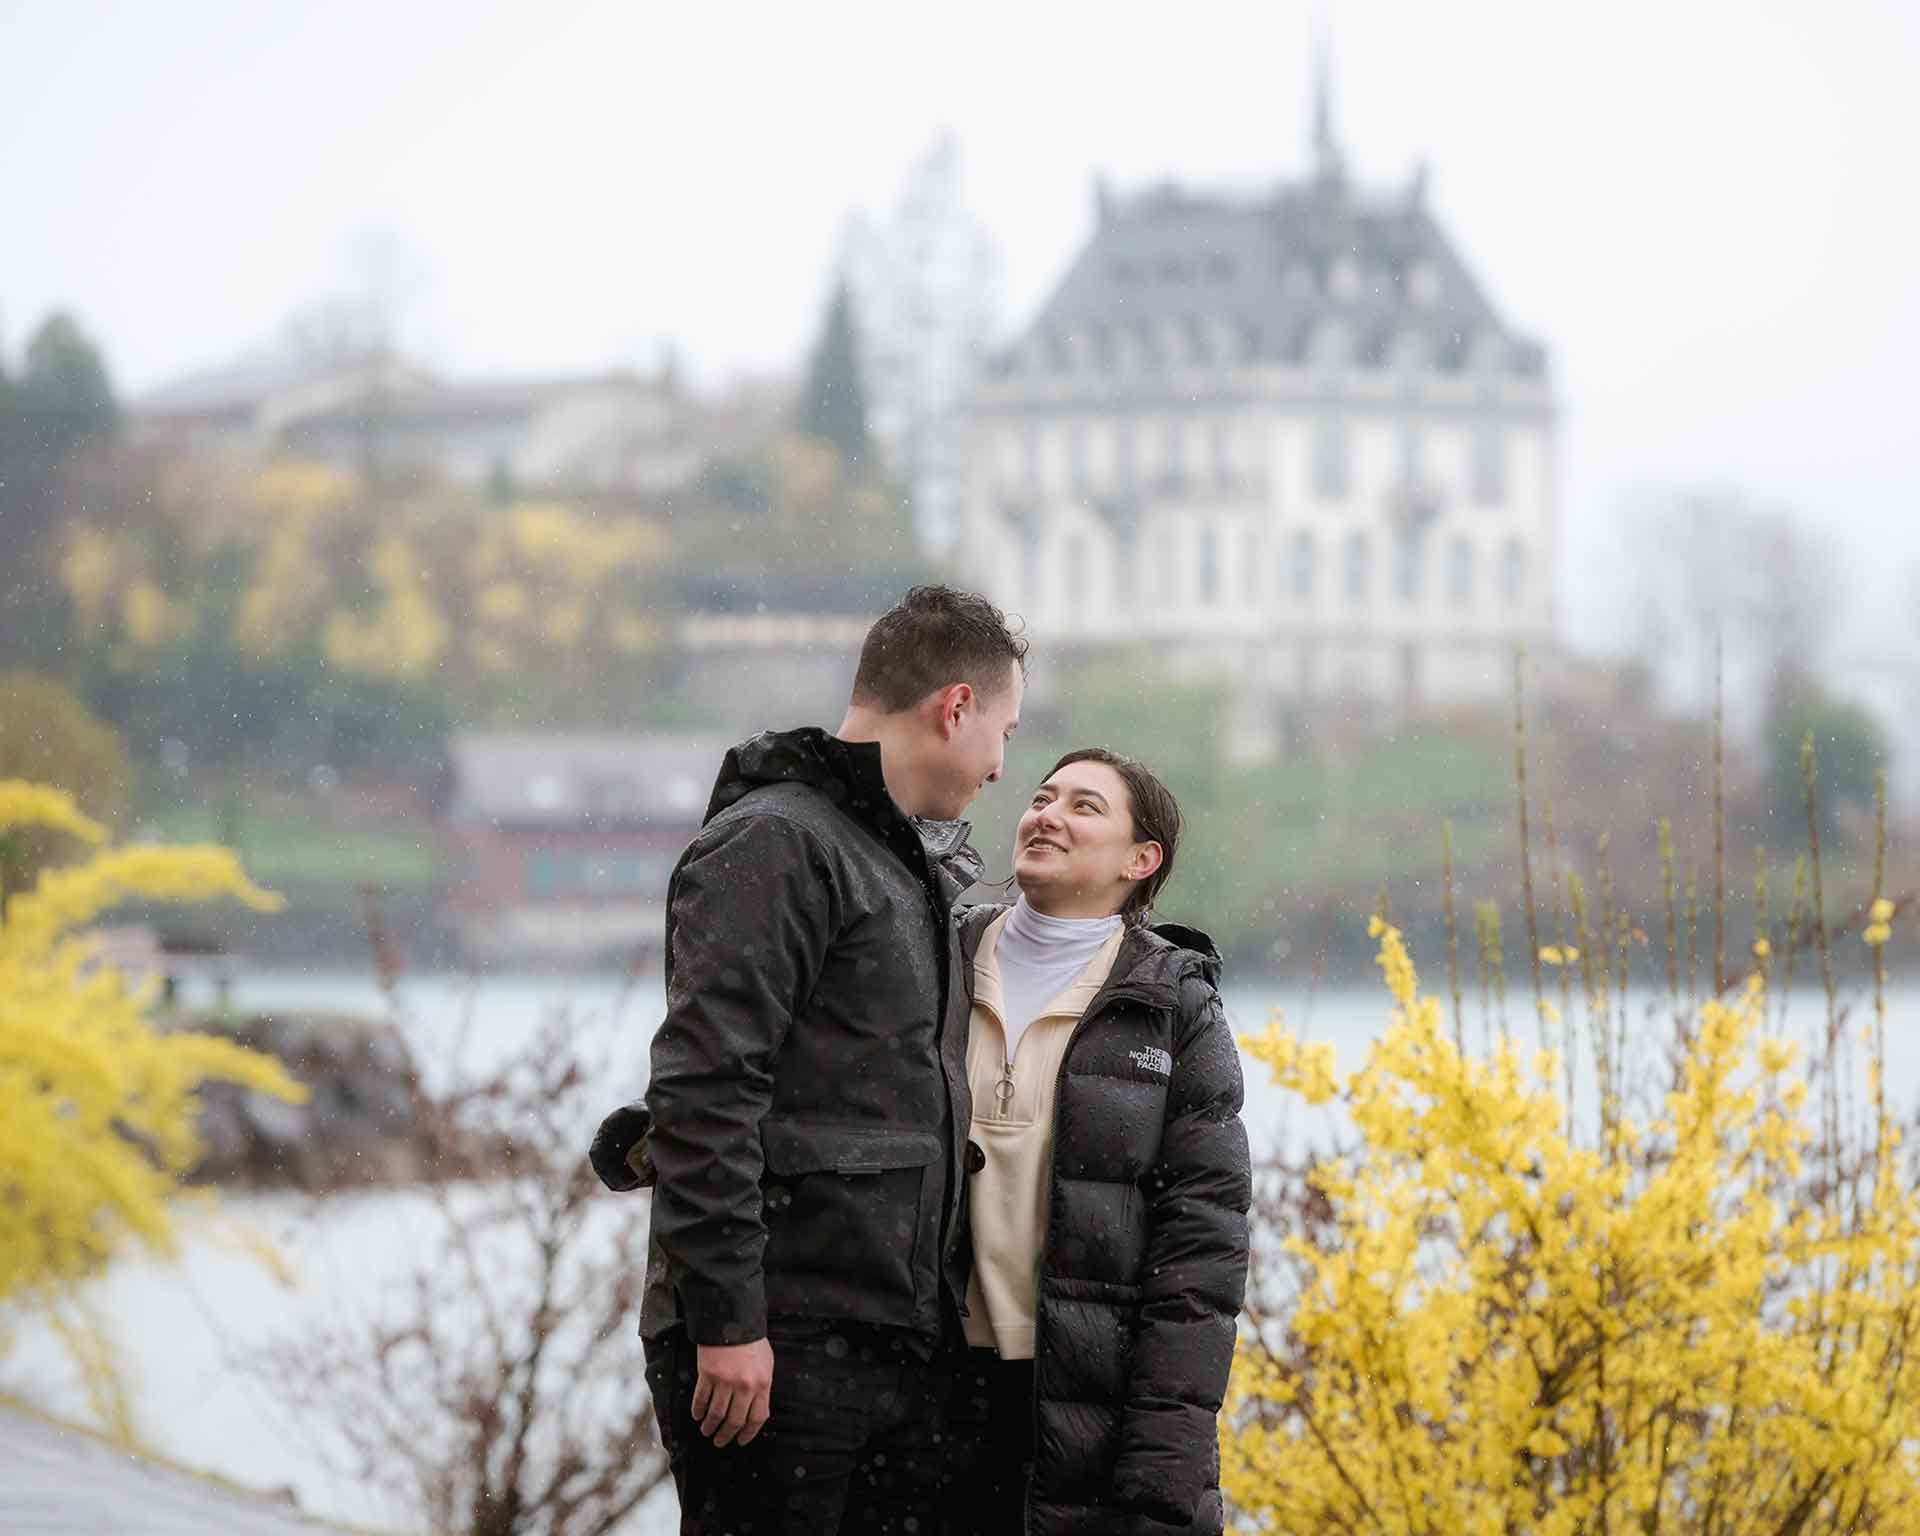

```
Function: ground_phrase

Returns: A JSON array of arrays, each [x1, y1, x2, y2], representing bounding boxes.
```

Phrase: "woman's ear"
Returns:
[[1127, 841, 1164, 883]]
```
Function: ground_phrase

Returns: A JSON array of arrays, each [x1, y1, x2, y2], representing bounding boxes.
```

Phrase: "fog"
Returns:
[[6, 0, 1920, 667]]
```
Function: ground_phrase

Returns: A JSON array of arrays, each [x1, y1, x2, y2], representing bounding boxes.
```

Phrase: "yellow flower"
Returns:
[[120, 581, 191, 650], [0, 780, 304, 1358], [1222, 912, 1920, 1532], [0, 780, 105, 844], [1752, 937, 1772, 959]]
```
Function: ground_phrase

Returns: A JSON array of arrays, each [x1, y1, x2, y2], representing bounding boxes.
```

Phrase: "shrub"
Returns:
[[0, 779, 303, 1429]]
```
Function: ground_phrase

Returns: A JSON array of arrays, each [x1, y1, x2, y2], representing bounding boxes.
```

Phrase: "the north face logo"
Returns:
[[1129, 1046, 1172, 1077]]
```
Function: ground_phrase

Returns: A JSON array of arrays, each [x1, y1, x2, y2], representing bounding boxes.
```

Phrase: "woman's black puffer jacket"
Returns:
[[955, 905, 1252, 1534]]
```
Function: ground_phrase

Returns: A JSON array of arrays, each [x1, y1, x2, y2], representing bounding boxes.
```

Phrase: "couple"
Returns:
[[591, 586, 1251, 1535]]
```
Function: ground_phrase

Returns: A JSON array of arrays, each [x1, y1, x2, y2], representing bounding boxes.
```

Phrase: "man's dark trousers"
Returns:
[[645, 1321, 988, 1535]]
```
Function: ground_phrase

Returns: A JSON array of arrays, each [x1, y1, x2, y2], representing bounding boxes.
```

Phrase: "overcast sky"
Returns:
[[4, 0, 1918, 667]]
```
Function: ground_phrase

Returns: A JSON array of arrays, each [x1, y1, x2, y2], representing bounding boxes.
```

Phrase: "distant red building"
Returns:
[[441, 731, 731, 964]]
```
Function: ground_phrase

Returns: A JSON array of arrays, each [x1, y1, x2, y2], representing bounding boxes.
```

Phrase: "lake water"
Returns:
[[167, 962, 1920, 1164], [8, 964, 1918, 1532]]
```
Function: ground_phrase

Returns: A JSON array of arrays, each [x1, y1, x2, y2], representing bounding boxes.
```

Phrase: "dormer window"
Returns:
[[1309, 319, 1351, 368], [1409, 261, 1443, 305], [1161, 318, 1191, 365], [1467, 331, 1507, 374]]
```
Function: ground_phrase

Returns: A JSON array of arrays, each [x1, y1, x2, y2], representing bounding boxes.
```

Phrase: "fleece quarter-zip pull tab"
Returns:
[[995, 1057, 1016, 1117]]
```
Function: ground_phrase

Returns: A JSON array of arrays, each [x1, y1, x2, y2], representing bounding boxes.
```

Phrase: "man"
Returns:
[[594, 585, 1027, 1534]]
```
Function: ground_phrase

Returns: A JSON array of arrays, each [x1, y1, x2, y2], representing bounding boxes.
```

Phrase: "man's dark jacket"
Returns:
[[954, 903, 1251, 1536], [630, 727, 982, 1346]]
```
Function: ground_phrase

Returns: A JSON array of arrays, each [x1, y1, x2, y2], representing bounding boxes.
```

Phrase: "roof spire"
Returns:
[[1311, 10, 1344, 185]]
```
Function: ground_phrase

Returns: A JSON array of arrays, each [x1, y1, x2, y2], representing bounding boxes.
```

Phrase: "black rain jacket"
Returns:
[[955, 903, 1251, 1535], [616, 727, 983, 1345]]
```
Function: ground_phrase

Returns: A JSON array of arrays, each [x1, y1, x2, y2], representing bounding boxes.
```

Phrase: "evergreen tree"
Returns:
[[20, 312, 120, 457], [797, 278, 871, 472], [0, 312, 120, 647]]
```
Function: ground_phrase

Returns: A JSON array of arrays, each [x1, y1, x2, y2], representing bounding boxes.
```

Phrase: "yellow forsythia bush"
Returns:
[[1227, 917, 1920, 1534], [0, 779, 306, 1306]]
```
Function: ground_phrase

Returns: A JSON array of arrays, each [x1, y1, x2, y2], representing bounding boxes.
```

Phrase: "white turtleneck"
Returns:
[[993, 895, 1124, 1061]]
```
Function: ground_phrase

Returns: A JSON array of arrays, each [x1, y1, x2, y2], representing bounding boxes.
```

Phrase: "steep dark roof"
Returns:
[[1006, 174, 1545, 377]]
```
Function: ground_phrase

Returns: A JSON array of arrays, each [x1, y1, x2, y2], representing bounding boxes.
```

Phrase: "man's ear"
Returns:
[[931, 682, 974, 739], [1128, 841, 1165, 882]]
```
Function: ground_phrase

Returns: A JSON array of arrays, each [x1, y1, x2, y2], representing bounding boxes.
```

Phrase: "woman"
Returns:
[[952, 748, 1251, 1534]]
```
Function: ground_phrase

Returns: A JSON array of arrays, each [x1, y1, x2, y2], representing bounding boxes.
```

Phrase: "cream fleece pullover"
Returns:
[[963, 908, 1126, 1358]]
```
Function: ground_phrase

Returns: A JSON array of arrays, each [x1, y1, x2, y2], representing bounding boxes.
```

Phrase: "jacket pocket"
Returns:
[[759, 1118, 942, 1324], [761, 1119, 941, 1177]]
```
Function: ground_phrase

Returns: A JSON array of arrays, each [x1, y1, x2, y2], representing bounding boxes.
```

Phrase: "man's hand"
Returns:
[[692, 1339, 774, 1447]]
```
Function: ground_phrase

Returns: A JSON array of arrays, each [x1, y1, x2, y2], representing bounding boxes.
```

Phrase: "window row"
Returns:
[[1002, 419, 1512, 507], [1031, 530, 1530, 613]]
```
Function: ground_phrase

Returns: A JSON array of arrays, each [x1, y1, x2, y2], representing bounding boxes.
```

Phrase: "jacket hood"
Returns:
[[957, 902, 1220, 1004], [709, 727, 985, 894], [706, 726, 876, 820]]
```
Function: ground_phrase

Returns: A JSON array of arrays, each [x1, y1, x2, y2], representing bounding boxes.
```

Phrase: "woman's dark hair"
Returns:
[[1044, 747, 1182, 927]]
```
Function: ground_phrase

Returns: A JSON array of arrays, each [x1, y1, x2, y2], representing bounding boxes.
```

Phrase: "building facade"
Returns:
[[959, 93, 1556, 748], [131, 354, 719, 501], [439, 731, 732, 963]]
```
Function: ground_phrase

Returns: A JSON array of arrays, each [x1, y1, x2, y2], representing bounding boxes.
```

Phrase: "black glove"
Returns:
[[588, 1101, 656, 1192]]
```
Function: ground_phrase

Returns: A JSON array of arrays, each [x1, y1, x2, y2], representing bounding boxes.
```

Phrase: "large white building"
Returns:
[[960, 87, 1556, 746]]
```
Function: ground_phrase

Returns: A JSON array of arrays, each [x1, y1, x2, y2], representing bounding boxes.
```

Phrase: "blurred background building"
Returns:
[[131, 353, 720, 501], [960, 74, 1554, 755]]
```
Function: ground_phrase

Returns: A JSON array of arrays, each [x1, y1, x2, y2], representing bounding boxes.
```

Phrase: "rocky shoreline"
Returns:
[[173, 1010, 481, 1190]]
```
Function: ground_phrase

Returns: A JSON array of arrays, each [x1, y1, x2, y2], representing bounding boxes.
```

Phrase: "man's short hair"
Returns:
[[851, 586, 1029, 713]]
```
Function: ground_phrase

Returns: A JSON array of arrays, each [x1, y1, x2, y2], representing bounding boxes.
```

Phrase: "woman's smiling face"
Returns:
[[1012, 758, 1162, 918]]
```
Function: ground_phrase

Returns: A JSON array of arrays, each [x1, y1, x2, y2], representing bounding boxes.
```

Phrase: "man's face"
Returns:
[[932, 663, 1023, 820]]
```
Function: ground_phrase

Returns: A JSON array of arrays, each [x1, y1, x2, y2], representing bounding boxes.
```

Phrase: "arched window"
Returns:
[[1448, 537, 1474, 608], [1344, 531, 1371, 607]]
